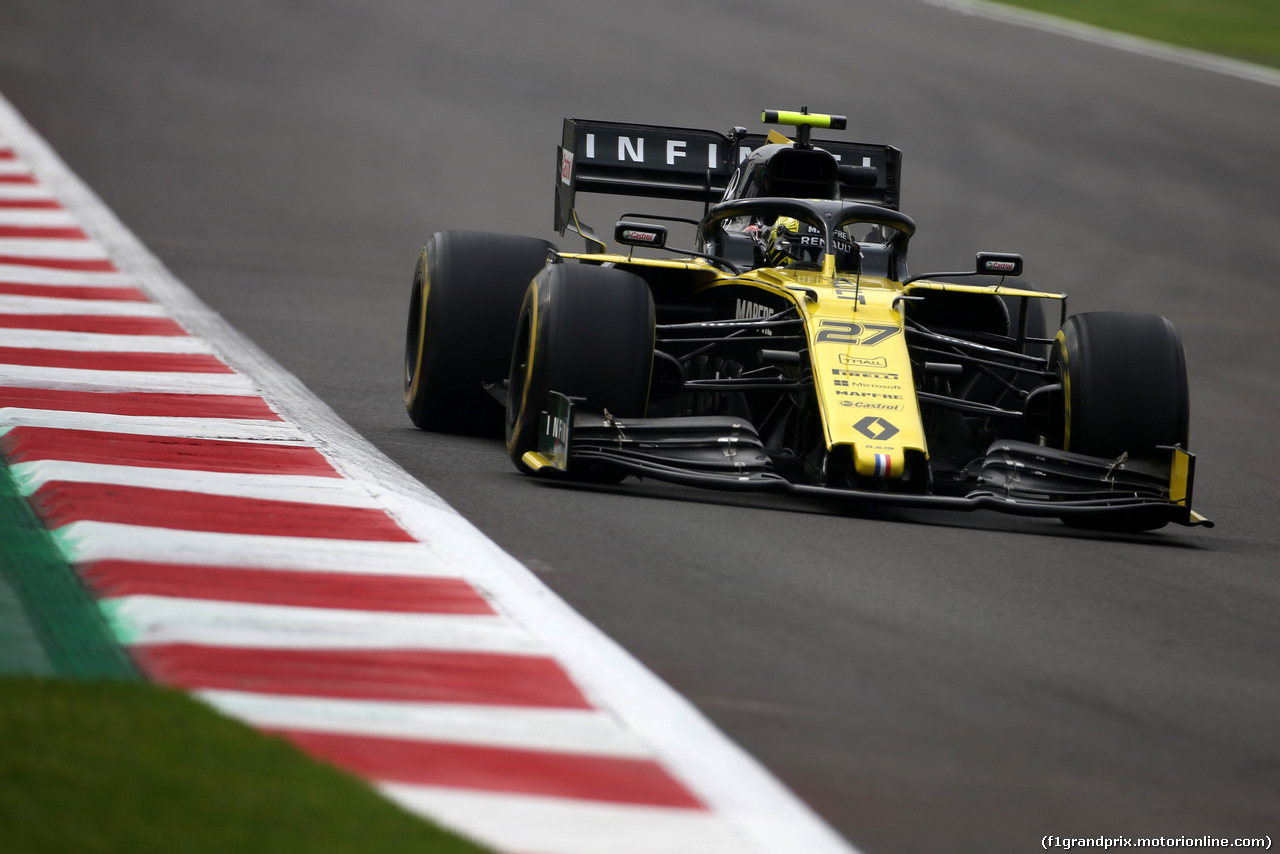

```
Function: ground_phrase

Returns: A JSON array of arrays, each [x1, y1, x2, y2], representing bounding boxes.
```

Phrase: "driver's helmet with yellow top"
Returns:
[[765, 217, 861, 272]]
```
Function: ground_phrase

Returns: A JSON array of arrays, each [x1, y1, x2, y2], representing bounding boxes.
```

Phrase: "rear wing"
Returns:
[[555, 118, 903, 235]]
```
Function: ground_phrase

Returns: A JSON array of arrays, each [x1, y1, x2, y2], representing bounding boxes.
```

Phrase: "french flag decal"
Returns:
[[874, 453, 892, 476]]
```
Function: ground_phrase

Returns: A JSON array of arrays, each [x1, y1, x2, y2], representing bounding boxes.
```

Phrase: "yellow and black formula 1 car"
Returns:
[[404, 109, 1211, 531]]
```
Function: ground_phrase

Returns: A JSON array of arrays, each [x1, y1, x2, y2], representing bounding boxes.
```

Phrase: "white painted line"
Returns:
[[0, 329, 213, 353], [0, 410, 305, 442], [53, 521, 461, 578], [0, 184, 57, 201], [0, 294, 166, 314], [0, 365, 255, 395], [916, 0, 1280, 89], [0, 263, 134, 286], [0, 208, 78, 226], [381, 784, 766, 854], [101, 595, 543, 654], [0, 161, 32, 176], [10, 462, 376, 507], [0, 238, 107, 258], [200, 690, 655, 759]]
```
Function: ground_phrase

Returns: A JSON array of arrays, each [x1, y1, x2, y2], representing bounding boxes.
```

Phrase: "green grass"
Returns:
[[0, 676, 494, 854], [993, 0, 1280, 69]]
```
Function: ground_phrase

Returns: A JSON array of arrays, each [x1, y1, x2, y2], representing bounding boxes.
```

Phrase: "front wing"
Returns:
[[522, 393, 1213, 528]]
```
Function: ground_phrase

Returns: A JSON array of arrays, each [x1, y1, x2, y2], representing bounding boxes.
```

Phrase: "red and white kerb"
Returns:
[[0, 94, 857, 854]]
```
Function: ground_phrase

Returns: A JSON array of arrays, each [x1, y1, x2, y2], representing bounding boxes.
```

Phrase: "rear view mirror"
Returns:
[[976, 252, 1023, 277], [615, 222, 668, 250], [838, 164, 879, 190]]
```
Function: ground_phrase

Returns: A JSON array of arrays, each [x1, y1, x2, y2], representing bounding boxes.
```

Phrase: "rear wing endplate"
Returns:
[[555, 118, 902, 235]]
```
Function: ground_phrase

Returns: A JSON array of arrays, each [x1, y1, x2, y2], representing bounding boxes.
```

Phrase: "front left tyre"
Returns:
[[404, 230, 555, 434], [1050, 311, 1189, 460], [1050, 310, 1190, 531]]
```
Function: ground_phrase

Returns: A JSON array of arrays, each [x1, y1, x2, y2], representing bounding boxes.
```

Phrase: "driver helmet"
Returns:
[[765, 217, 860, 271]]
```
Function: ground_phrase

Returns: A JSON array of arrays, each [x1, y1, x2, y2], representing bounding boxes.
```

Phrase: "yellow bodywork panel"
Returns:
[[903, 280, 1065, 302], [560, 252, 708, 270], [522, 451, 556, 472], [1170, 446, 1192, 504], [698, 265, 927, 479], [554, 255, 1068, 483], [798, 273, 925, 478]]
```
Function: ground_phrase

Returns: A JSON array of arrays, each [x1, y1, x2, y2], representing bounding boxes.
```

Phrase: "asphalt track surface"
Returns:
[[2, 2, 1278, 852]]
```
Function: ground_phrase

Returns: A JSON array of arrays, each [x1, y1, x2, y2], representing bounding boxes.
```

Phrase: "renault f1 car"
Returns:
[[404, 109, 1211, 531]]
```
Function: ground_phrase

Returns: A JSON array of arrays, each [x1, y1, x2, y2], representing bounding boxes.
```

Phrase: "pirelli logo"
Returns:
[[833, 369, 899, 380]]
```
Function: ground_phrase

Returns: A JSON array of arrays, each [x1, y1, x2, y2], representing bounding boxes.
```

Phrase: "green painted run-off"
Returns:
[[0, 463, 136, 679]]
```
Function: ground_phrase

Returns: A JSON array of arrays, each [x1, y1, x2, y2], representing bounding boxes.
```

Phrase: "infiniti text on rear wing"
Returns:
[[555, 118, 903, 235]]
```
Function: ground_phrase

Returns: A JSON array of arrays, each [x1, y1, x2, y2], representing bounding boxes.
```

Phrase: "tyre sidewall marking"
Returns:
[[404, 250, 430, 404], [506, 279, 542, 456], [1054, 328, 1072, 451]]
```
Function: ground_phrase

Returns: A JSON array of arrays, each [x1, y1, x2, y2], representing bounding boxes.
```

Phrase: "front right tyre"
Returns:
[[505, 262, 655, 474]]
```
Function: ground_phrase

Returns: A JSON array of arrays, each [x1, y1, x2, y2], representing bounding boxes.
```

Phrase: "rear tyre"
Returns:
[[505, 263, 655, 475], [1051, 311, 1190, 531], [404, 231, 555, 434]]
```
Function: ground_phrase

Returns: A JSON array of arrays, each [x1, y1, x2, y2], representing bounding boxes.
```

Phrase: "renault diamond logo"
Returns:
[[854, 416, 899, 441]]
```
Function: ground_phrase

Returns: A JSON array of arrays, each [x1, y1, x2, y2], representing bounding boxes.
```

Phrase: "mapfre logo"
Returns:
[[736, 299, 775, 335], [736, 299, 774, 321]]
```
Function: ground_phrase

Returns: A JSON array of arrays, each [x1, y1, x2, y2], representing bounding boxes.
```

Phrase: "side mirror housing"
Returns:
[[976, 252, 1023, 277], [838, 164, 879, 190], [903, 251, 1026, 287], [615, 222, 668, 250]]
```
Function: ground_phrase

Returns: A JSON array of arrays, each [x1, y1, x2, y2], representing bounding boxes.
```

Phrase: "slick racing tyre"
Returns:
[[505, 262, 654, 475], [1050, 311, 1190, 531], [404, 231, 555, 434]]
